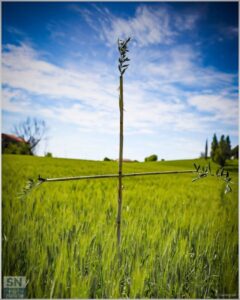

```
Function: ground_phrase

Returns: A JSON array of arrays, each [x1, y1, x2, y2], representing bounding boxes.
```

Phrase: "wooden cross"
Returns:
[[23, 37, 231, 247]]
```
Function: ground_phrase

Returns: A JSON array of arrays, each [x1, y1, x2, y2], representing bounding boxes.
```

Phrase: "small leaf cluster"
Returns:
[[118, 37, 131, 76], [18, 177, 44, 199], [216, 168, 233, 194], [192, 163, 212, 182], [192, 163, 233, 194]]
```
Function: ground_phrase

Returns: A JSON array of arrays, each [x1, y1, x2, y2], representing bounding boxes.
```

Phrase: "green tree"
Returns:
[[219, 135, 228, 156], [103, 157, 111, 161], [226, 135, 231, 159], [211, 134, 231, 166], [145, 154, 158, 162], [205, 139, 208, 160], [211, 133, 218, 160], [213, 135, 228, 166], [214, 148, 225, 167], [45, 152, 53, 158], [3, 142, 32, 155]]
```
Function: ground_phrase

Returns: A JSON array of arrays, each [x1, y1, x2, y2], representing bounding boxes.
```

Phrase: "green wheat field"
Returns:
[[2, 154, 238, 298]]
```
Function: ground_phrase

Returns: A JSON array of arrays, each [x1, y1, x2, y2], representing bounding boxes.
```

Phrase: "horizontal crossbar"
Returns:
[[40, 170, 196, 183]]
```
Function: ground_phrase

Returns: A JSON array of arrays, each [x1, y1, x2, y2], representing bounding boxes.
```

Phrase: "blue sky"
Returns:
[[2, 2, 238, 161]]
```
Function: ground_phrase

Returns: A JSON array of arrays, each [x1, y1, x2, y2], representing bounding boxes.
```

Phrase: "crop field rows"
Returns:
[[2, 155, 238, 298]]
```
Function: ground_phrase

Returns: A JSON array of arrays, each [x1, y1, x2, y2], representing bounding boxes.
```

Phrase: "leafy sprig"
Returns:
[[192, 163, 233, 194], [216, 168, 233, 193], [118, 37, 131, 76], [18, 175, 45, 199]]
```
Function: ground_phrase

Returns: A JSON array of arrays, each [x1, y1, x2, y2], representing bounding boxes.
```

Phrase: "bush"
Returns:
[[103, 157, 111, 161], [231, 145, 238, 159], [45, 152, 53, 158], [144, 154, 158, 162], [3, 142, 32, 155]]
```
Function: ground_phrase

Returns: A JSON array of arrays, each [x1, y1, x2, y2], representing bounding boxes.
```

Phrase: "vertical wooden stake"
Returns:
[[116, 37, 130, 251], [117, 75, 123, 247]]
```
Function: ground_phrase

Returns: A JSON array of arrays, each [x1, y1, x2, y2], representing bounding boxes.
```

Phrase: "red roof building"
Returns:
[[2, 133, 26, 143], [2, 133, 27, 151]]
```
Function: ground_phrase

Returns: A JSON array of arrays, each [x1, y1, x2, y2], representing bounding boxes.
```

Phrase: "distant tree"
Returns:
[[219, 135, 228, 157], [226, 135, 231, 159], [211, 133, 218, 160], [103, 157, 111, 161], [13, 117, 47, 155], [45, 152, 53, 158], [214, 147, 226, 167], [213, 135, 229, 167], [145, 154, 158, 162], [205, 139, 208, 160]]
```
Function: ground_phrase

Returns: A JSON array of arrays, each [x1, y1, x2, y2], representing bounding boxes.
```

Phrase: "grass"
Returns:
[[2, 154, 238, 298]]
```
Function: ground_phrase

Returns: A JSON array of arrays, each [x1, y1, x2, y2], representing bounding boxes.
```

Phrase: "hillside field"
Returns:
[[2, 154, 238, 298]]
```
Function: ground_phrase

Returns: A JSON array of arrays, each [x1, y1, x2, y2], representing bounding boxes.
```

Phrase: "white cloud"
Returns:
[[130, 45, 235, 88], [219, 26, 238, 39], [175, 12, 200, 31], [74, 4, 200, 47], [2, 42, 238, 140], [2, 86, 31, 113], [188, 94, 238, 125], [2, 43, 118, 112]]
